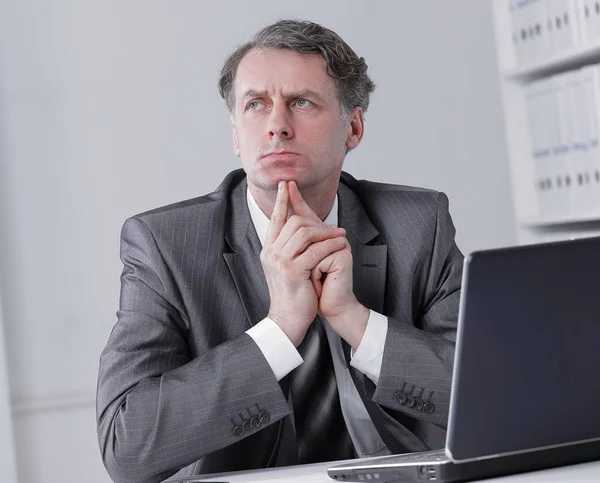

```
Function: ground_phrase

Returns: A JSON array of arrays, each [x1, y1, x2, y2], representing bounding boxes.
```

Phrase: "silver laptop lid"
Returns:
[[446, 237, 600, 462]]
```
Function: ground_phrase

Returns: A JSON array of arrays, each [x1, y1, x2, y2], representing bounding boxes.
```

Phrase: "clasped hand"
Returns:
[[261, 180, 368, 348]]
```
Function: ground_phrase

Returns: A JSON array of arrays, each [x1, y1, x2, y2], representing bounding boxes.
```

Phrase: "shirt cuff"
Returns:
[[350, 310, 388, 385], [246, 318, 304, 381]]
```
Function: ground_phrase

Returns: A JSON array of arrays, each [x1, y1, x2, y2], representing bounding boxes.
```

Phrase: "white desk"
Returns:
[[165, 459, 600, 483]]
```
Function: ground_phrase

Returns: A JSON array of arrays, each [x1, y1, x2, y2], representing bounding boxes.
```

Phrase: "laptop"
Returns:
[[328, 237, 600, 482]]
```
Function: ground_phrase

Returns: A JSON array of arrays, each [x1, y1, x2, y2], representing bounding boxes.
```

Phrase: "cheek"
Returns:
[[237, 121, 264, 147], [313, 123, 347, 156]]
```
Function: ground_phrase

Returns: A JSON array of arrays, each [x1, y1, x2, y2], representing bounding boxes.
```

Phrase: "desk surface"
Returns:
[[165, 459, 600, 483]]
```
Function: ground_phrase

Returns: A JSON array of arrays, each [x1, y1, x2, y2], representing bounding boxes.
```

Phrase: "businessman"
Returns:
[[97, 19, 463, 483]]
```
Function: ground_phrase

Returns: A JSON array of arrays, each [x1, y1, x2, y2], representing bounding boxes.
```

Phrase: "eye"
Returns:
[[247, 100, 264, 111], [294, 98, 313, 108]]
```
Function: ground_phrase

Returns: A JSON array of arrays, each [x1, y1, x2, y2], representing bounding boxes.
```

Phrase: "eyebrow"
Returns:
[[239, 89, 327, 104]]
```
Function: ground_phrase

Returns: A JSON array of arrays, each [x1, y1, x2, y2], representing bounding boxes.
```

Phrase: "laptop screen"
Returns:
[[447, 237, 600, 461]]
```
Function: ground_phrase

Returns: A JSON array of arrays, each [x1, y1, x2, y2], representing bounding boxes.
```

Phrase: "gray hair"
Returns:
[[218, 20, 376, 119]]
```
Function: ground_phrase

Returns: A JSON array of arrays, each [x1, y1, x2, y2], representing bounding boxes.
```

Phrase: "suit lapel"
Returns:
[[222, 178, 270, 329], [337, 181, 387, 316]]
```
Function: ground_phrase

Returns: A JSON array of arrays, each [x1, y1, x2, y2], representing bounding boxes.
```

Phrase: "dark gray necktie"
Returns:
[[289, 316, 354, 463]]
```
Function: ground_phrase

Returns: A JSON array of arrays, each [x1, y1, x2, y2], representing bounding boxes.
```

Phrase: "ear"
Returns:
[[231, 115, 240, 157], [345, 107, 364, 151]]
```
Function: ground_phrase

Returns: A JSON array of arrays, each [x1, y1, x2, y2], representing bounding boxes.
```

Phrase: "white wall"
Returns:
[[0, 1, 515, 482], [0, 295, 18, 483]]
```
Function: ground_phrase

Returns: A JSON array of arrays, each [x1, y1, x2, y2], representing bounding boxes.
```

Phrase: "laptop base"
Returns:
[[328, 439, 600, 482]]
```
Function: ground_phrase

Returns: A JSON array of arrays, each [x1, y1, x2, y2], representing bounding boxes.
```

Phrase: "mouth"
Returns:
[[260, 151, 302, 164], [260, 150, 300, 159]]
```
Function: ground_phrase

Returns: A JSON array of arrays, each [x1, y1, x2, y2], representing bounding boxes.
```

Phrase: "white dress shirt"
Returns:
[[244, 188, 391, 457]]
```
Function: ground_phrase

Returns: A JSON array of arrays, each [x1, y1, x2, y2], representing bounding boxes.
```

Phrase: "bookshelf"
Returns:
[[491, 0, 600, 244]]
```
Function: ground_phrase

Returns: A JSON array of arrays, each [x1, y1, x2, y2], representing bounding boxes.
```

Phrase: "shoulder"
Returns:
[[121, 169, 244, 241], [340, 171, 449, 221]]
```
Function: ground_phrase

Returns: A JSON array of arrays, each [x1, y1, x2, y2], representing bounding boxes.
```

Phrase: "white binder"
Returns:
[[550, 72, 572, 215], [565, 0, 584, 50], [538, 0, 553, 58], [525, 80, 545, 215], [574, 66, 596, 212], [547, 0, 564, 54], [515, 0, 530, 64], [548, 0, 582, 54], [587, 65, 600, 208], [585, 0, 600, 41], [577, 0, 593, 44], [559, 70, 583, 215], [510, 0, 524, 65], [532, 76, 558, 216], [527, 0, 541, 61]]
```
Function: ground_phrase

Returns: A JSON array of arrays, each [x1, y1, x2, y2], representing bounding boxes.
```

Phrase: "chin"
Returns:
[[250, 167, 308, 190]]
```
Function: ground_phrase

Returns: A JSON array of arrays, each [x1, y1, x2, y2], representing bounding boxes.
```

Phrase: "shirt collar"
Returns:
[[246, 187, 339, 247]]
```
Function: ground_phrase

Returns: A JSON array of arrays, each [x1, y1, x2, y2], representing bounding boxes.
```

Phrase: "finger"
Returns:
[[295, 235, 347, 271], [288, 180, 321, 221], [313, 244, 352, 277], [272, 214, 330, 250], [280, 225, 346, 260], [265, 181, 289, 246], [311, 273, 323, 299]]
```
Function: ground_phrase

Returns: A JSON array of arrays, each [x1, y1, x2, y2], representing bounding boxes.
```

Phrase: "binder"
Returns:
[[509, 0, 521, 64], [517, 0, 531, 64], [587, 65, 600, 208], [577, 0, 593, 44], [564, 0, 584, 50], [535, 77, 558, 216], [586, 0, 600, 41], [550, 72, 572, 215], [549, 0, 582, 54], [573, 67, 596, 212], [525, 80, 546, 215], [567, 69, 594, 213], [535, 0, 552, 59]]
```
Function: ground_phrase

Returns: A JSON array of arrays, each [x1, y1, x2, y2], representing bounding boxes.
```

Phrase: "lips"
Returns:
[[260, 150, 299, 159], [260, 151, 302, 165]]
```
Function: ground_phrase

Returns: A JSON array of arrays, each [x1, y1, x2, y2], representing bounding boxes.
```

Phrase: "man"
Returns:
[[97, 19, 462, 483]]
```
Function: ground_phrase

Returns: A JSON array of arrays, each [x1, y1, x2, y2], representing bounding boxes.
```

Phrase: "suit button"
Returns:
[[242, 420, 252, 432], [251, 415, 261, 428], [414, 398, 424, 410], [404, 395, 415, 408], [395, 392, 407, 404], [259, 410, 270, 424], [423, 402, 435, 414], [232, 425, 243, 437]]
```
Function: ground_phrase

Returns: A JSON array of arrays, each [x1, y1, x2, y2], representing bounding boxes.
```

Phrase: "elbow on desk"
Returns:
[[102, 453, 163, 483], [98, 411, 177, 483], [100, 434, 177, 483]]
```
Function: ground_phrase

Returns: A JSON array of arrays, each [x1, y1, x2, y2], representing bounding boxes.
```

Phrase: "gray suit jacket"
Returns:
[[96, 169, 463, 483]]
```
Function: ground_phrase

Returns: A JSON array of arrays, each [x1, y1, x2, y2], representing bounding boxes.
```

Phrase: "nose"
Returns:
[[267, 102, 294, 139]]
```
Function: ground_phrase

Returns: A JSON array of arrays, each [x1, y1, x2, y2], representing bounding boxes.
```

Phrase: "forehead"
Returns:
[[234, 47, 338, 100]]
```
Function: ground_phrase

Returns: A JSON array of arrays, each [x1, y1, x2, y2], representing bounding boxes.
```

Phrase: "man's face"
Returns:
[[231, 47, 360, 193]]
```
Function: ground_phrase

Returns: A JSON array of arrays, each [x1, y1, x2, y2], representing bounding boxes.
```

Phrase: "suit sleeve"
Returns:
[[96, 217, 290, 483], [371, 192, 462, 429]]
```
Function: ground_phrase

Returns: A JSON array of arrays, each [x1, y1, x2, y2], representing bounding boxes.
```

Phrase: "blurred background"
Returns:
[[0, 1, 516, 482]]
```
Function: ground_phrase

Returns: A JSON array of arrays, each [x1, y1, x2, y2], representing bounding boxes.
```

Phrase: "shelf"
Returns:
[[520, 211, 600, 227], [503, 40, 600, 81]]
